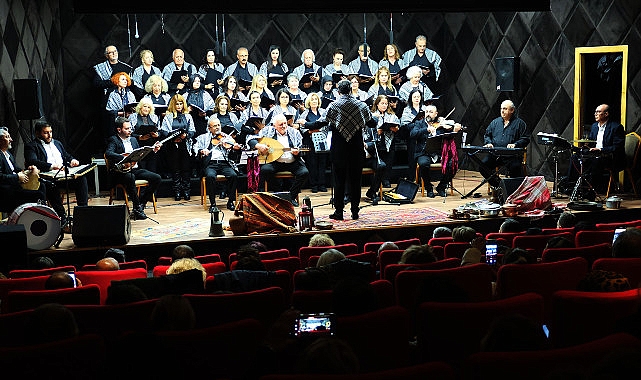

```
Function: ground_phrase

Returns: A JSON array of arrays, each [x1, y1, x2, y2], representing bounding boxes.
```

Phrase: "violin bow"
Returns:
[[444, 107, 455, 120]]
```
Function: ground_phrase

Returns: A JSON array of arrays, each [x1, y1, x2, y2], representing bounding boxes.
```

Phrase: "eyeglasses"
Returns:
[[106, 50, 118, 54], [594, 110, 605, 114]]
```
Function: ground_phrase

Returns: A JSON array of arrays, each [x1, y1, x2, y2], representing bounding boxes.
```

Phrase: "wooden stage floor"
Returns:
[[28, 171, 641, 267]]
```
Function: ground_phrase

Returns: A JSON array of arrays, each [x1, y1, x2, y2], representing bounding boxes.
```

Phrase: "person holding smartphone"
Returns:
[[461, 236, 487, 266]]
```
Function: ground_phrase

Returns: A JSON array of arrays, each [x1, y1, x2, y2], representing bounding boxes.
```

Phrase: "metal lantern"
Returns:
[[298, 204, 314, 231]]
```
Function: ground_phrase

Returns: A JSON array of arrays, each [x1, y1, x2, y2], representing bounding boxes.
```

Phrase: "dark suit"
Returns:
[[105, 135, 161, 209], [568, 120, 625, 192], [24, 139, 89, 221], [0, 150, 46, 213]]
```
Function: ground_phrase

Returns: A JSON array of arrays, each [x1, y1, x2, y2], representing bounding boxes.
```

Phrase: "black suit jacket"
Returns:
[[24, 139, 75, 172], [105, 135, 141, 170], [0, 150, 21, 187], [589, 120, 625, 168]]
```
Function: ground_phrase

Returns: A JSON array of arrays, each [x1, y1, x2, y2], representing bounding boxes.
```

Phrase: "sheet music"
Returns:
[[39, 163, 97, 181], [311, 132, 330, 152]]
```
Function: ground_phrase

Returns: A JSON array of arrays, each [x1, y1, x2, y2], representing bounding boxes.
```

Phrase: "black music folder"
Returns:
[[267, 73, 287, 87], [117, 146, 154, 167], [229, 97, 249, 109], [379, 122, 399, 131], [321, 96, 335, 109], [154, 104, 168, 116], [411, 110, 425, 123], [189, 103, 210, 114], [290, 98, 305, 109], [244, 116, 264, 128], [135, 124, 158, 136], [123, 101, 138, 113], [331, 72, 348, 83], [300, 71, 319, 85], [221, 125, 238, 137], [260, 96, 275, 109], [237, 78, 253, 89], [169, 69, 188, 84]]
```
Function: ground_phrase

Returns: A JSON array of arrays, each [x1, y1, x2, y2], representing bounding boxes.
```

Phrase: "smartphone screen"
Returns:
[[542, 324, 550, 338], [485, 240, 498, 265], [612, 228, 625, 244], [292, 313, 334, 337], [68, 271, 77, 288]]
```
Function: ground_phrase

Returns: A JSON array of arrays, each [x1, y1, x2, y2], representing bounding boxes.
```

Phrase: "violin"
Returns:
[[211, 133, 236, 150]]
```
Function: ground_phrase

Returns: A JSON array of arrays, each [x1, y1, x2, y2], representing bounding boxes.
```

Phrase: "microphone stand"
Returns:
[[54, 160, 73, 248]]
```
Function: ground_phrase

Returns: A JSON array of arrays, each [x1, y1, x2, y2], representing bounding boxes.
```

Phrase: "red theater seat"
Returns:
[[298, 243, 359, 270], [5, 284, 101, 313], [575, 230, 614, 247], [80, 259, 147, 271], [0, 275, 50, 312], [512, 232, 574, 257], [74, 268, 148, 304], [8, 265, 77, 279], [258, 361, 456, 380], [383, 258, 461, 282], [592, 257, 641, 288], [541, 243, 611, 267]]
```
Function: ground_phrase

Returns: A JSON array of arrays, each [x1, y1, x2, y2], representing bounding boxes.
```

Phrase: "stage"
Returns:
[[21, 171, 641, 268]]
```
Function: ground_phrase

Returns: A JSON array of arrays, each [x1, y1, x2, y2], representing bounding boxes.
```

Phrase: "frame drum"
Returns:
[[7, 203, 61, 250]]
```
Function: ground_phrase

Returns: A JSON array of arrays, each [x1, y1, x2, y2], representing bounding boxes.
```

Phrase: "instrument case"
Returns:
[[382, 179, 419, 204]]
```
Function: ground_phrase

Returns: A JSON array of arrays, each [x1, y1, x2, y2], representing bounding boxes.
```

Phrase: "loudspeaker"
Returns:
[[72, 205, 131, 247], [14, 79, 44, 120], [0, 225, 28, 272], [495, 57, 519, 92], [498, 177, 526, 204]]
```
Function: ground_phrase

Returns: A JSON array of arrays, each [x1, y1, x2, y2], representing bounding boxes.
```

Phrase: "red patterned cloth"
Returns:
[[246, 154, 260, 193], [441, 137, 458, 175], [235, 192, 297, 234], [505, 176, 552, 211]]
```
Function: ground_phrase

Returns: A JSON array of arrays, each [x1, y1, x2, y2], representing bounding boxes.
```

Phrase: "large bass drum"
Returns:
[[7, 203, 61, 250]]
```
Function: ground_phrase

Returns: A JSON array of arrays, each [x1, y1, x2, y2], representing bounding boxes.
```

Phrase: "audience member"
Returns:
[[30, 256, 56, 269], [248, 240, 269, 252], [399, 244, 436, 264], [452, 225, 477, 242], [235, 255, 267, 271], [331, 277, 380, 317], [295, 337, 360, 375], [104, 248, 126, 263], [171, 244, 195, 261], [432, 226, 452, 238], [150, 294, 196, 331], [498, 218, 525, 233], [545, 235, 574, 249], [480, 313, 550, 352], [574, 220, 597, 232], [502, 248, 528, 265], [316, 249, 346, 268], [612, 227, 641, 258], [308, 233, 335, 247], [166, 257, 207, 283], [577, 269, 631, 292], [377, 241, 399, 255], [106, 283, 148, 305], [460, 235, 486, 266], [25, 303, 79, 344], [96, 257, 120, 271], [45, 271, 80, 290], [525, 226, 542, 235], [557, 211, 577, 228], [237, 243, 261, 261]]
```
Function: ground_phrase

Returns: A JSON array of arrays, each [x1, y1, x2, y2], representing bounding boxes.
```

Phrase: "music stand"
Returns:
[[54, 162, 72, 248]]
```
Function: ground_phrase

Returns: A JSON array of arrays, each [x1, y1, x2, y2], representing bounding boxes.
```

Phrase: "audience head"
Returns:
[[545, 235, 574, 249], [612, 227, 641, 258], [499, 218, 524, 233], [235, 255, 266, 271], [377, 241, 399, 254], [503, 248, 528, 265], [480, 314, 550, 352], [525, 227, 542, 235], [432, 226, 452, 238], [332, 277, 380, 317], [150, 294, 196, 331], [248, 240, 269, 252], [25, 303, 79, 344], [399, 244, 436, 264], [461, 248, 482, 266], [316, 249, 346, 268], [237, 243, 261, 260], [574, 220, 597, 232], [45, 271, 77, 290], [96, 257, 120, 271], [577, 269, 632, 292], [31, 256, 56, 269], [104, 248, 126, 263], [166, 258, 207, 283], [295, 337, 360, 375], [557, 211, 577, 228], [106, 283, 148, 305], [309, 233, 335, 247], [452, 225, 477, 242], [172, 244, 195, 261]]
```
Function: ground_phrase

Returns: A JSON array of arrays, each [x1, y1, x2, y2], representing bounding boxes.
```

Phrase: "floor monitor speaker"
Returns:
[[0, 225, 28, 272], [72, 205, 131, 247]]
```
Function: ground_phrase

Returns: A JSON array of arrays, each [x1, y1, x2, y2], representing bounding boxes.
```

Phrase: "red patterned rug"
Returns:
[[313, 206, 450, 231]]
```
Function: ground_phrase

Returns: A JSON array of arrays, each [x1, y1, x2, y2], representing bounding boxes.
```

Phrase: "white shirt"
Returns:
[[40, 140, 64, 168], [596, 123, 606, 150], [276, 132, 295, 163], [2, 150, 15, 171], [120, 136, 138, 168]]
